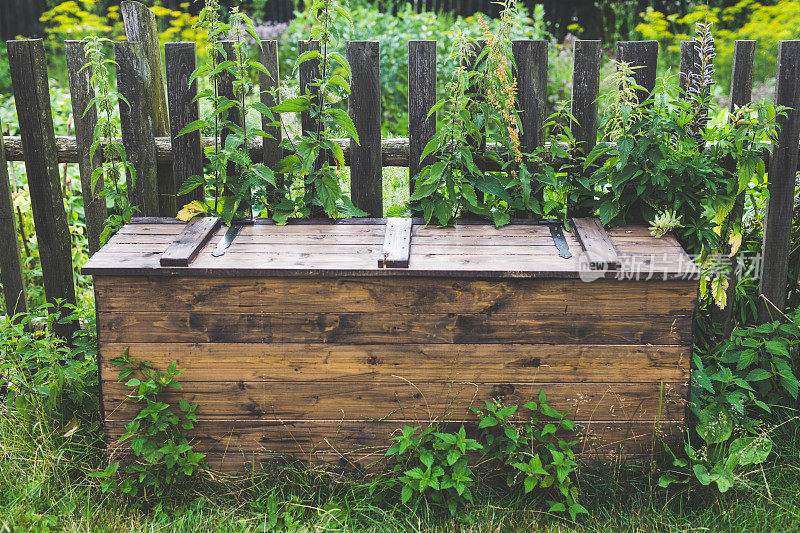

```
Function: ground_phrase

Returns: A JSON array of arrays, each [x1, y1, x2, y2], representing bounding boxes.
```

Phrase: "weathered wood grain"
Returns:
[[93, 276, 698, 316], [573, 217, 620, 270], [97, 309, 692, 345], [616, 41, 659, 103], [121, 0, 174, 215], [99, 342, 690, 383], [115, 41, 159, 217], [7, 39, 77, 340], [159, 216, 221, 267], [760, 40, 800, 321], [104, 419, 683, 463], [65, 40, 107, 254], [165, 42, 204, 207], [348, 41, 383, 217], [570, 39, 601, 157], [380, 217, 411, 267], [0, 117, 27, 316], [513, 40, 548, 151], [103, 380, 686, 422], [408, 40, 437, 192]]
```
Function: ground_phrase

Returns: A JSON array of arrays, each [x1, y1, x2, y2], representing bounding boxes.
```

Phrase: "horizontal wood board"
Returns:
[[83, 219, 699, 279]]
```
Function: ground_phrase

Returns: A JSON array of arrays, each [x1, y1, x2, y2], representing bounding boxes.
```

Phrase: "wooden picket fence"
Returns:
[[1, 1, 800, 341]]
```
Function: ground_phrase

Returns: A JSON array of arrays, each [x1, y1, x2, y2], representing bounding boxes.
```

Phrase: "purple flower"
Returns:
[[246, 19, 289, 43]]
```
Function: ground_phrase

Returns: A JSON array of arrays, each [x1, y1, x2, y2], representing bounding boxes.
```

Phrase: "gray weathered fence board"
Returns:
[[165, 42, 204, 208], [759, 40, 800, 320], [7, 39, 77, 340], [0, 117, 28, 317], [121, 0, 174, 215], [115, 41, 159, 217], [617, 41, 659, 103], [513, 40, 548, 152], [408, 40, 436, 194], [347, 41, 383, 217], [65, 40, 107, 255], [570, 39, 600, 156]]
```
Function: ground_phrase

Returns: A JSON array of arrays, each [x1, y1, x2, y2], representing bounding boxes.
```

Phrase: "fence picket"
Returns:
[[570, 39, 601, 157], [65, 40, 107, 255], [7, 39, 77, 340], [0, 118, 27, 318], [716, 40, 756, 332], [513, 40, 548, 152], [759, 40, 800, 320], [347, 41, 383, 217], [408, 40, 436, 194], [115, 41, 159, 217], [617, 41, 659, 103], [166, 42, 204, 209], [121, 0, 174, 215]]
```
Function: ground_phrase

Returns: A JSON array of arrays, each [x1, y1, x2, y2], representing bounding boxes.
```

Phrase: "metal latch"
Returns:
[[539, 218, 572, 259]]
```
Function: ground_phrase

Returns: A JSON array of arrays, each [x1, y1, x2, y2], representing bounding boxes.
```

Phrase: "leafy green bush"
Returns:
[[90, 351, 206, 504], [386, 392, 583, 520], [661, 307, 800, 493]]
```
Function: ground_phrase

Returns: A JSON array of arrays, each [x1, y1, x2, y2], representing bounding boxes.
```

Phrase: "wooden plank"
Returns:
[[104, 420, 683, 464], [573, 217, 621, 270], [408, 40, 436, 193], [165, 42, 204, 208], [4, 134, 793, 171], [97, 310, 693, 345], [570, 39, 601, 157], [0, 116, 27, 316], [65, 40, 107, 254], [759, 41, 800, 321], [380, 217, 411, 268], [347, 41, 383, 217], [93, 276, 698, 316], [98, 342, 690, 383], [258, 40, 281, 187], [513, 40, 548, 151], [121, 0, 174, 216], [7, 39, 77, 340], [115, 41, 159, 217], [102, 380, 686, 423], [159, 217, 222, 267], [616, 41, 659, 104]]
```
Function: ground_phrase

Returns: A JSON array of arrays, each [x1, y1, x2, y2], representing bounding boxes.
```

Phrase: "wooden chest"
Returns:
[[84, 217, 698, 469]]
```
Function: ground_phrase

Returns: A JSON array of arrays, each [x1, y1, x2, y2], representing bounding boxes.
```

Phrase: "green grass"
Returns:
[[2, 398, 800, 531]]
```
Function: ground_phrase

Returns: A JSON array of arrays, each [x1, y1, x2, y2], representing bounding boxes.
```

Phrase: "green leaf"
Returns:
[[325, 108, 360, 145], [745, 368, 772, 382], [764, 340, 789, 357], [728, 436, 772, 466], [177, 174, 206, 196], [697, 403, 732, 445], [176, 119, 208, 138], [401, 484, 413, 504], [272, 97, 311, 113]]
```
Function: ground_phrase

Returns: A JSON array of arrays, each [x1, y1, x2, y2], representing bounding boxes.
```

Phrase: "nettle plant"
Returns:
[[178, 0, 362, 223], [83, 36, 136, 243], [386, 392, 584, 520], [661, 308, 800, 492], [582, 21, 783, 309], [274, 0, 365, 220], [177, 1, 277, 224], [90, 351, 205, 503], [410, 0, 575, 227]]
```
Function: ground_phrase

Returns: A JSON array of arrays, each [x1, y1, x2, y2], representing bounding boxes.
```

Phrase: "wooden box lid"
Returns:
[[82, 217, 698, 280]]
